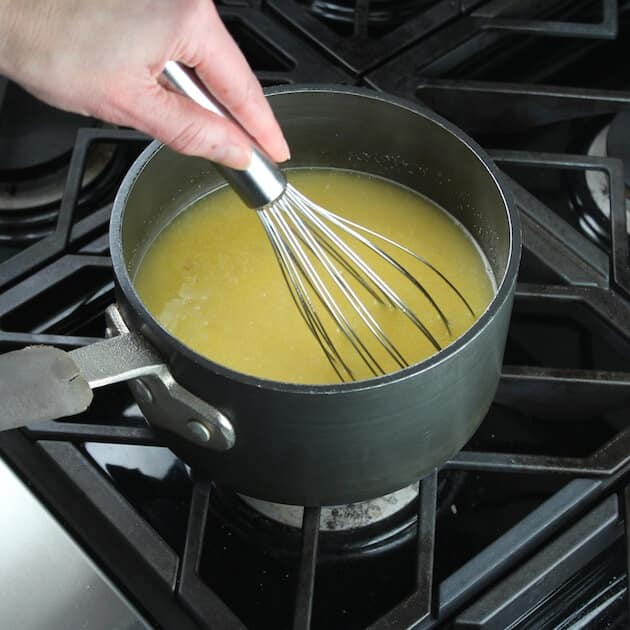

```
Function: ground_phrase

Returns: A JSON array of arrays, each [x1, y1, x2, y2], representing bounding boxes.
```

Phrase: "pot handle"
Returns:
[[0, 306, 235, 451], [0, 345, 94, 431]]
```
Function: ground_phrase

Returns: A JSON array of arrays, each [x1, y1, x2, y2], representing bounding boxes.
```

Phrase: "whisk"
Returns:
[[164, 62, 474, 381]]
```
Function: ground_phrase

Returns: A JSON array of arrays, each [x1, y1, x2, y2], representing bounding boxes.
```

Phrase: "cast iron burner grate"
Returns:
[[2, 1, 630, 629], [297, 0, 438, 36], [2, 131, 630, 629], [267, 0, 619, 75], [0, 79, 136, 255]]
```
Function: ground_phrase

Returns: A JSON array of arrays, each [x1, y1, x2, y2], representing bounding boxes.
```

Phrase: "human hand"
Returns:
[[0, 0, 289, 169]]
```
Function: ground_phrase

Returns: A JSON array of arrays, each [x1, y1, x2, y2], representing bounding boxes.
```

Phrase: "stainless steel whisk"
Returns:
[[164, 62, 474, 381]]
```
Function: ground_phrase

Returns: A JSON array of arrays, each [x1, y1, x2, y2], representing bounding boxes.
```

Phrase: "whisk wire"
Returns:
[[285, 185, 443, 352], [259, 211, 352, 380], [256, 183, 477, 382], [324, 208, 476, 318], [297, 190, 451, 337], [269, 202, 386, 378], [309, 232, 386, 305], [279, 198, 407, 371]]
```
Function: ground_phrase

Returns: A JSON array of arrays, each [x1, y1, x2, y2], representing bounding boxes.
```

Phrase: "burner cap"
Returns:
[[575, 121, 630, 244], [240, 483, 419, 531], [0, 79, 95, 177], [307, 0, 436, 32], [606, 112, 630, 188]]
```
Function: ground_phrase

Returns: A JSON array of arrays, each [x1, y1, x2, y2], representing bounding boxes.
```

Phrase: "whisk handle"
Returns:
[[163, 61, 287, 209]]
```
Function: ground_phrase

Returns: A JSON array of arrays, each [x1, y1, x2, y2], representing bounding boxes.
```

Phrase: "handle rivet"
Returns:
[[187, 419, 213, 443]]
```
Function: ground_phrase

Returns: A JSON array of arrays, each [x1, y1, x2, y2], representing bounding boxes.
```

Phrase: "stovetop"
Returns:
[[2, 1, 630, 629]]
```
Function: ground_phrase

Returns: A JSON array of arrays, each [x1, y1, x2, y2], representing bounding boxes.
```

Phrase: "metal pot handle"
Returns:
[[0, 306, 235, 451]]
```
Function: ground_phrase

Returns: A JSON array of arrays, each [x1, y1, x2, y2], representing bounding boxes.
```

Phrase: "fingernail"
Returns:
[[220, 145, 252, 170], [280, 136, 291, 162]]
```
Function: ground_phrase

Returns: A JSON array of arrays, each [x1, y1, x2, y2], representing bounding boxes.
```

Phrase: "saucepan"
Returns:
[[0, 86, 520, 506]]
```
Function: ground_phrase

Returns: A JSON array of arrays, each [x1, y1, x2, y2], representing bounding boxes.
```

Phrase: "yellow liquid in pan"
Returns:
[[135, 169, 495, 384]]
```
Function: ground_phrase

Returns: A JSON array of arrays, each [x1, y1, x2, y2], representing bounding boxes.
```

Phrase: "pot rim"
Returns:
[[110, 84, 521, 394]]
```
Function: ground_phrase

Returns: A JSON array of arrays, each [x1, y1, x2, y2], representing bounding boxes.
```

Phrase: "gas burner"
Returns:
[[572, 115, 630, 247], [0, 80, 100, 177], [203, 473, 465, 561], [240, 483, 419, 531], [0, 81, 117, 244], [0, 145, 116, 242], [301, 0, 435, 35]]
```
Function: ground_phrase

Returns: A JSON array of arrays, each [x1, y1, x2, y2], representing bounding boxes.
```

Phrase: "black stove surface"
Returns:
[[2, 1, 630, 629]]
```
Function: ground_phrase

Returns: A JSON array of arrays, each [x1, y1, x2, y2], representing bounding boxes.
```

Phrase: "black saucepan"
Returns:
[[0, 86, 520, 506]]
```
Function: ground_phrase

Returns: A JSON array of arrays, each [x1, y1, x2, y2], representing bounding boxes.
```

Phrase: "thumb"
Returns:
[[127, 85, 252, 170]]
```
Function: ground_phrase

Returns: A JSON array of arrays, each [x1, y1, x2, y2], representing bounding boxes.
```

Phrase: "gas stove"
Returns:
[[1, 1, 630, 629]]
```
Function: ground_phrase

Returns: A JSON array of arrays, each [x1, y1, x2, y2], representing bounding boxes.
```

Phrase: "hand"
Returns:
[[0, 0, 290, 169]]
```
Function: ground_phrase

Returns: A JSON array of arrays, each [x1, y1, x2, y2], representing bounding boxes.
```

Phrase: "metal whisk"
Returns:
[[164, 62, 474, 381]]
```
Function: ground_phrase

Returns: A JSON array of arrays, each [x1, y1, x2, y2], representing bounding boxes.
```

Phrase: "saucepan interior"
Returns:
[[114, 86, 516, 389]]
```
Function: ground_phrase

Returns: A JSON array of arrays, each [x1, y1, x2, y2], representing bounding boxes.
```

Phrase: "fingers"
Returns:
[[184, 4, 290, 163], [128, 83, 253, 169]]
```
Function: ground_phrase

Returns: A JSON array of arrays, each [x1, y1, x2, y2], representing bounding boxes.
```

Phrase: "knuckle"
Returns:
[[230, 73, 259, 114], [167, 121, 208, 155]]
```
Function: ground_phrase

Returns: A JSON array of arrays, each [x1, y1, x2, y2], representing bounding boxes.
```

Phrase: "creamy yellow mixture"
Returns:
[[135, 169, 495, 384]]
